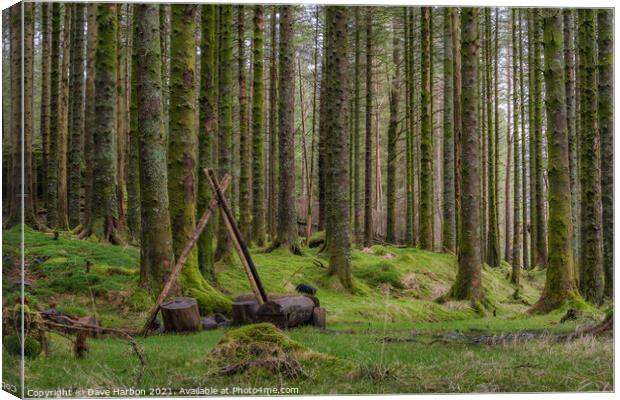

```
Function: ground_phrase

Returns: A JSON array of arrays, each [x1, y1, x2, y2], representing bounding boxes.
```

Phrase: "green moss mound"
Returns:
[[369, 245, 388, 256], [3, 335, 42, 358], [208, 323, 325, 376], [354, 261, 403, 289]]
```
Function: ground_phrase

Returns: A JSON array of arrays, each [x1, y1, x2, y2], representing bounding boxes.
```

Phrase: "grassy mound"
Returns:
[[353, 261, 403, 289], [208, 323, 325, 376]]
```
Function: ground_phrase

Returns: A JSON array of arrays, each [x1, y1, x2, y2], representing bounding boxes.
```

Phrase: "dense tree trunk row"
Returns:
[[5, 5, 612, 310]]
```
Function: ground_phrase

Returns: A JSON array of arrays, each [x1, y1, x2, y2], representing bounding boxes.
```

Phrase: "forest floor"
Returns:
[[2, 225, 613, 394]]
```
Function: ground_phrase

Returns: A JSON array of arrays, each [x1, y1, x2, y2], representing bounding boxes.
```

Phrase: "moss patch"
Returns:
[[369, 245, 388, 256], [354, 261, 403, 289]]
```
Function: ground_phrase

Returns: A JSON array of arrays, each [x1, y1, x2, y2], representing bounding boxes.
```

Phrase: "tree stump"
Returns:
[[311, 307, 326, 329], [232, 300, 260, 324], [161, 297, 201, 333]]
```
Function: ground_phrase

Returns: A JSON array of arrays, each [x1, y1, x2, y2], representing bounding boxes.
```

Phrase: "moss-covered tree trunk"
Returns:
[[480, 15, 487, 263], [305, 8, 320, 244], [447, 7, 482, 302], [5, 4, 21, 227], [251, 5, 266, 246], [198, 4, 218, 281], [527, 11, 538, 268], [363, 7, 373, 247], [452, 8, 462, 255], [134, 4, 174, 292], [167, 4, 231, 313], [160, 4, 170, 140], [404, 8, 414, 247], [485, 8, 500, 268], [273, 5, 300, 253], [115, 5, 127, 232], [214, 5, 234, 261], [531, 8, 578, 313], [46, 3, 61, 228], [504, 20, 513, 265], [68, 4, 86, 229], [352, 7, 363, 245], [268, 6, 278, 240], [127, 5, 141, 243], [318, 8, 329, 238], [92, 4, 122, 243], [168, 4, 200, 263], [510, 9, 522, 285], [40, 3, 51, 215], [386, 13, 400, 244], [237, 5, 252, 241], [533, 10, 548, 269], [57, 5, 72, 230], [493, 9, 504, 265], [81, 4, 97, 235], [577, 9, 604, 304], [518, 10, 529, 270], [442, 7, 456, 253], [563, 9, 579, 271], [419, 7, 433, 251], [597, 9, 613, 299], [23, 2, 39, 227], [324, 6, 352, 289]]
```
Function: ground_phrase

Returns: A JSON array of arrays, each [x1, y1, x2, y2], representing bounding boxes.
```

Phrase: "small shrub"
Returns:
[[3, 334, 42, 358]]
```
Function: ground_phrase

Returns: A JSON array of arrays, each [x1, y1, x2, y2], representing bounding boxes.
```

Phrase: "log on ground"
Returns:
[[232, 293, 320, 328]]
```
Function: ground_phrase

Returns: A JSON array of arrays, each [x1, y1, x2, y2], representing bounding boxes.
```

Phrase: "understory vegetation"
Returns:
[[2, 226, 612, 393]]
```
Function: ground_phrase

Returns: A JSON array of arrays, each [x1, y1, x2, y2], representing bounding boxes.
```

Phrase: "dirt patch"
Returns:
[[401, 273, 419, 290], [443, 301, 470, 311]]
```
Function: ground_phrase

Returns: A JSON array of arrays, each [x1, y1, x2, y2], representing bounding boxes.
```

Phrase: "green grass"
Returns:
[[1, 225, 613, 394]]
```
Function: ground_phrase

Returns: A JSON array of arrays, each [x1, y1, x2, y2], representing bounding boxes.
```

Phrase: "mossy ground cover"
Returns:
[[2, 226, 613, 393]]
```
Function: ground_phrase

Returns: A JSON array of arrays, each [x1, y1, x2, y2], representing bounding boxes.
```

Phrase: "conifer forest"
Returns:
[[1, 1, 614, 396]]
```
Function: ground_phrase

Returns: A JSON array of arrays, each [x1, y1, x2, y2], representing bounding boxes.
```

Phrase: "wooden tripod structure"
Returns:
[[141, 169, 323, 335], [140, 170, 269, 335]]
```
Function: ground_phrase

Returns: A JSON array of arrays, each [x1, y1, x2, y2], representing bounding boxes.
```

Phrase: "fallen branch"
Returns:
[[37, 317, 146, 385]]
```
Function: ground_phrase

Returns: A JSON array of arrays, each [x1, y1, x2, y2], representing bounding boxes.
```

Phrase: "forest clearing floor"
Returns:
[[2, 225, 613, 393]]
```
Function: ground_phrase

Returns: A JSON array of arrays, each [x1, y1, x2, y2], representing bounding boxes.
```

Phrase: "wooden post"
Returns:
[[139, 174, 232, 336], [206, 168, 269, 305]]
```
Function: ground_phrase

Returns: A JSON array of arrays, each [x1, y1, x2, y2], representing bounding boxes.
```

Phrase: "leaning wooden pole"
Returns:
[[206, 168, 269, 305], [140, 174, 232, 336]]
